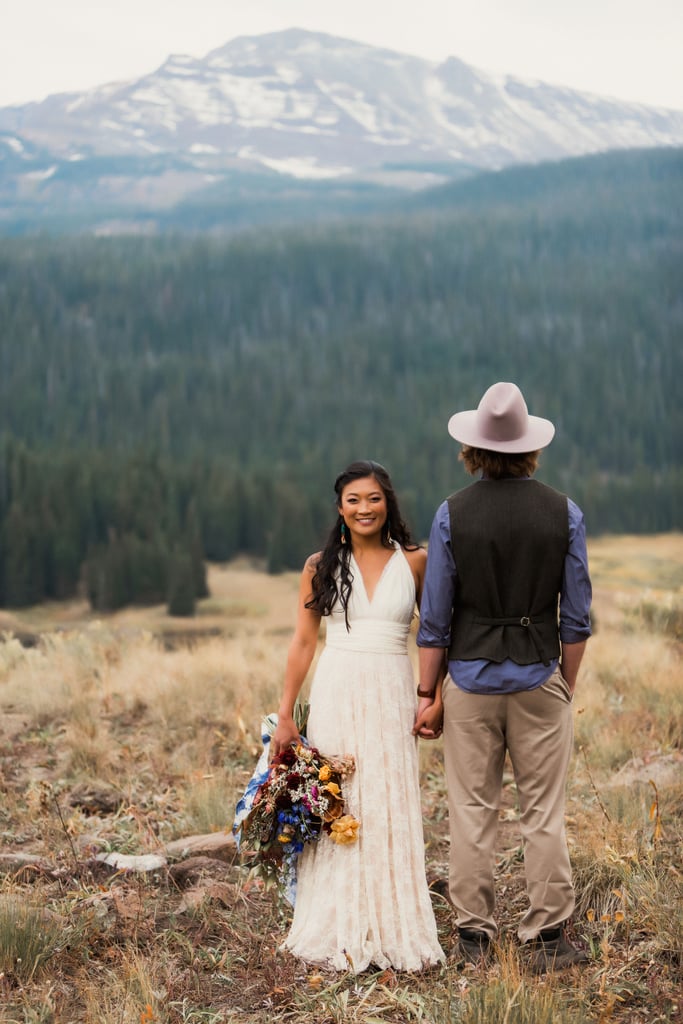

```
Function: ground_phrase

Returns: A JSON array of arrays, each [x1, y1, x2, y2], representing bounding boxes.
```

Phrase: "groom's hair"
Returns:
[[459, 446, 540, 479]]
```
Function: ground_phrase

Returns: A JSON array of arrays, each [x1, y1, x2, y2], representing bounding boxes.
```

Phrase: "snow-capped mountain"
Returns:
[[2, 28, 682, 223]]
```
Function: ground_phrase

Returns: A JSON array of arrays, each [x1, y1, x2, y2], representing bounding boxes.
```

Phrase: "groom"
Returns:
[[413, 382, 592, 973]]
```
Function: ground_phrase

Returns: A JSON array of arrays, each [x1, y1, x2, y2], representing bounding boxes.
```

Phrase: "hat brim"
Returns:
[[447, 410, 555, 453]]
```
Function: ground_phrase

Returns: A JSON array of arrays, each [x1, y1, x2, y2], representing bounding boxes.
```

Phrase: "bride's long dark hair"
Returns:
[[305, 460, 419, 628]]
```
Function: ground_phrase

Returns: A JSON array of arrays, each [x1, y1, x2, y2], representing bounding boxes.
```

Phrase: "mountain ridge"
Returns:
[[1, 28, 683, 233]]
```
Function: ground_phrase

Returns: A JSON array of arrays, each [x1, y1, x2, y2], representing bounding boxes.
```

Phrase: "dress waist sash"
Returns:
[[325, 618, 409, 655]]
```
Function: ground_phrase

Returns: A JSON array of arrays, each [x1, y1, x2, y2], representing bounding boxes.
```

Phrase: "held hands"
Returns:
[[413, 695, 443, 740]]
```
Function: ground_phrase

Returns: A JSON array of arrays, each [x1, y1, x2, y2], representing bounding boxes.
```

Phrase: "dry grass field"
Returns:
[[0, 536, 681, 1023]]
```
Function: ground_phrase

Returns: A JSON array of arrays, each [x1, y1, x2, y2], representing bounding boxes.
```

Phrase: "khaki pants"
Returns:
[[442, 667, 575, 942]]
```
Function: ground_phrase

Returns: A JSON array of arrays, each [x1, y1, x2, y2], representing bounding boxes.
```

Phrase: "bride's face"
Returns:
[[338, 475, 388, 541]]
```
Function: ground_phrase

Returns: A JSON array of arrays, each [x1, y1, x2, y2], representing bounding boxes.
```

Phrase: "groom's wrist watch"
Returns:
[[416, 686, 435, 698]]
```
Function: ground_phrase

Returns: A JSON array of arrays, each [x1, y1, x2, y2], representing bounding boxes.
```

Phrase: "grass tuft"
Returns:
[[458, 978, 585, 1024], [0, 896, 63, 983]]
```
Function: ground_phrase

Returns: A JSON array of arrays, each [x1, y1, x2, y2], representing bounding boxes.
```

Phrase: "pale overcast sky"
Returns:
[[2, 0, 682, 110]]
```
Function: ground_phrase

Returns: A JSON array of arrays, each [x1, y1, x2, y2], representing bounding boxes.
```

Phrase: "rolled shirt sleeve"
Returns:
[[559, 499, 592, 643], [416, 501, 456, 648]]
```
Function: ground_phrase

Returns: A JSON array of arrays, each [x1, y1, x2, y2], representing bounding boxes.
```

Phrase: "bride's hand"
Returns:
[[270, 716, 300, 759], [413, 697, 443, 740]]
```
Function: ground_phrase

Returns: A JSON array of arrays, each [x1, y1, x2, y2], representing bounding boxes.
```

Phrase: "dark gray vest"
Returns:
[[447, 479, 568, 666]]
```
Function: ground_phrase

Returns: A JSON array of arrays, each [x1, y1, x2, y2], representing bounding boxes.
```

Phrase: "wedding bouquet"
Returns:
[[233, 709, 359, 901]]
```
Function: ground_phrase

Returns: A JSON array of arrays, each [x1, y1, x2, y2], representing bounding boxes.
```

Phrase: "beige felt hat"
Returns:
[[448, 382, 555, 453]]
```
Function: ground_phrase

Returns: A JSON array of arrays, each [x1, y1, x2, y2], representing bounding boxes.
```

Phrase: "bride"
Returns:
[[270, 460, 444, 973]]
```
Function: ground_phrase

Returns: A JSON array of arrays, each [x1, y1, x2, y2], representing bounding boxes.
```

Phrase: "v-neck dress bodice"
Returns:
[[282, 543, 444, 973], [325, 547, 415, 655]]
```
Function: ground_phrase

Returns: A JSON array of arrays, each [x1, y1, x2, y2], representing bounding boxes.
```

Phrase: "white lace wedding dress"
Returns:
[[283, 544, 444, 972]]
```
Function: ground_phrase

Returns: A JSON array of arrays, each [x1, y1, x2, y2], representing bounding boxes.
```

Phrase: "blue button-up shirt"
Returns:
[[416, 481, 592, 694]]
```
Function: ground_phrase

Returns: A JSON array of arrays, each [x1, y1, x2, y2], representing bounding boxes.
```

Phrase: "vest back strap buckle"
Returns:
[[473, 614, 551, 667]]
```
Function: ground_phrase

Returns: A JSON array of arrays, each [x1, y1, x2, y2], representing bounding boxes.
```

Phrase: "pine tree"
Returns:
[[167, 550, 196, 617]]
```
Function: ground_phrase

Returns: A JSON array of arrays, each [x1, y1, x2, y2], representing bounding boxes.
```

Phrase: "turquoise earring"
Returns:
[[340, 522, 347, 545]]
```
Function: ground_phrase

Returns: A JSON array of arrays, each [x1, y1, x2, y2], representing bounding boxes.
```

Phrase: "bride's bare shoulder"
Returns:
[[401, 546, 427, 572], [304, 551, 322, 574]]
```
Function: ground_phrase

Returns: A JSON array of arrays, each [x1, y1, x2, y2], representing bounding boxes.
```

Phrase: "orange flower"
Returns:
[[318, 765, 332, 782], [323, 800, 344, 822], [329, 815, 361, 845], [323, 781, 341, 797]]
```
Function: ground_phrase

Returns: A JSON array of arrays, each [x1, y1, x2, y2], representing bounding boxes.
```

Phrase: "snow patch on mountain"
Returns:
[[2, 135, 24, 153], [237, 145, 350, 179], [24, 165, 57, 181]]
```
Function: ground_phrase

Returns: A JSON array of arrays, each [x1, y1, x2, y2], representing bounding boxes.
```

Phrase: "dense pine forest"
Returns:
[[0, 147, 680, 609]]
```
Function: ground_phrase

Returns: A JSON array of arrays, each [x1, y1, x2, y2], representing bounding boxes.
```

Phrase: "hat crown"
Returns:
[[447, 380, 555, 453], [477, 382, 528, 444]]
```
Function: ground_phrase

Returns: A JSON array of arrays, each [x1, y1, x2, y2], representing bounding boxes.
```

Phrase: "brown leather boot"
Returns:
[[457, 928, 492, 966], [526, 927, 588, 974]]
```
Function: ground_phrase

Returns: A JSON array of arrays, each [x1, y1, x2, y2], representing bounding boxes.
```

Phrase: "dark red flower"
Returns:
[[274, 748, 297, 768]]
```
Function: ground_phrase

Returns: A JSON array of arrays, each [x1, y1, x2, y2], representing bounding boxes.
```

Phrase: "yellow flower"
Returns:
[[323, 782, 341, 797], [277, 833, 292, 844], [329, 815, 361, 845], [318, 765, 332, 782]]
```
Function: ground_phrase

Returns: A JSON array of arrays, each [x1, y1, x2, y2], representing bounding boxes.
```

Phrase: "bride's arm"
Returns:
[[270, 555, 322, 758]]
